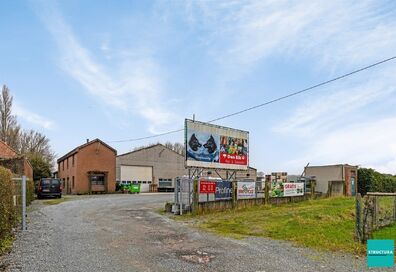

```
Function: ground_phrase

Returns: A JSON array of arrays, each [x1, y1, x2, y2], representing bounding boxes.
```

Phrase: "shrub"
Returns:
[[0, 166, 17, 244]]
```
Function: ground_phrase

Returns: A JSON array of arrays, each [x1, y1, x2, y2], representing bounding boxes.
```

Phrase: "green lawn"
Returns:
[[188, 197, 394, 255], [43, 196, 68, 205]]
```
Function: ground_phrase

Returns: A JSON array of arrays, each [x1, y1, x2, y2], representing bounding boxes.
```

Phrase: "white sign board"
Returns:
[[283, 183, 304, 197], [237, 181, 255, 199]]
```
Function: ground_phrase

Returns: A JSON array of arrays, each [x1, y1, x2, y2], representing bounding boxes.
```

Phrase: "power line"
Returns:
[[109, 55, 396, 143]]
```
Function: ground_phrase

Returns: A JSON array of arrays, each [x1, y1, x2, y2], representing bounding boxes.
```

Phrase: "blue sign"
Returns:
[[215, 181, 232, 200], [367, 239, 394, 268]]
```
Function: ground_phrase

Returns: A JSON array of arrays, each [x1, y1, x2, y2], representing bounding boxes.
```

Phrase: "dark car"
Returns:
[[37, 178, 63, 199]]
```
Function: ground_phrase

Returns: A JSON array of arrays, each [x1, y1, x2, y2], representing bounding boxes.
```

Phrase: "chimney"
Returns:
[[86, 139, 89, 143]]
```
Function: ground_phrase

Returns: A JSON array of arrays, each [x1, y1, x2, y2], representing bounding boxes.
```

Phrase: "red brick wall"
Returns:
[[58, 141, 116, 194]]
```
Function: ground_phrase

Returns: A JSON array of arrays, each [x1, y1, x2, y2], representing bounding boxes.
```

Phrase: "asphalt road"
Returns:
[[0, 194, 380, 272]]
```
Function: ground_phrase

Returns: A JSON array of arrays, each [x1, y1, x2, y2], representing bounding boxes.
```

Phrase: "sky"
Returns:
[[1, 0, 396, 174]]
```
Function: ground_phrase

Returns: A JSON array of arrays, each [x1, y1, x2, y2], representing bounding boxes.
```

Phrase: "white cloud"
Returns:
[[179, 0, 396, 173], [283, 117, 396, 174], [14, 104, 54, 130], [33, 1, 178, 134]]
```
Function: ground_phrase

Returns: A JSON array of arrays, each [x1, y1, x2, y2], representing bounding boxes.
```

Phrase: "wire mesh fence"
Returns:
[[356, 193, 396, 243]]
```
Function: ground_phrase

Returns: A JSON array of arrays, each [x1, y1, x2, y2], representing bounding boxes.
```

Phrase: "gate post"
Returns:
[[264, 178, 270, 205], [232, 180, 237, 209], [355, 193, 362, 242]]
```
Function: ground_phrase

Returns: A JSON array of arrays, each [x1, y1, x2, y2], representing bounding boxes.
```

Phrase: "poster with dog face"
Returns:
[[185, 119, 249, 170]]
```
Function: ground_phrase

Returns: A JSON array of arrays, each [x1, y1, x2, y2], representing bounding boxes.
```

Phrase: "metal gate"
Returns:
[[173, 177, 193, 215]]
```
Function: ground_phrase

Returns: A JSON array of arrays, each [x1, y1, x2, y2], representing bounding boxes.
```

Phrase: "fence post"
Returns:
[[310, 179, 316, 199], [265, 179, 270, 205], [394, 196, 396, 221], [362, 195, 374, 243], [192, 178, 199, 216], [355, 193, 362, 242], [232, 180, 237, 209], [22, 175, 26, 231]]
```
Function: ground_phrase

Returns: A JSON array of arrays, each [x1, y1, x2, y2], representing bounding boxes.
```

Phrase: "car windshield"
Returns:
[[41, 180, 50, 185], [51, 180, 60, 185]]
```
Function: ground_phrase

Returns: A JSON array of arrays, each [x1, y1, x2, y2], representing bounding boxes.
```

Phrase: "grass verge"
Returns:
[[0, 235, 15, 255], [43, 196, 68, 205], [189, 197, 370, 255]]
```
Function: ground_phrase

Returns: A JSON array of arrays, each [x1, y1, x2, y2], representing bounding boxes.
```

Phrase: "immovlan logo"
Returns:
[[367, 240, 394, 268]]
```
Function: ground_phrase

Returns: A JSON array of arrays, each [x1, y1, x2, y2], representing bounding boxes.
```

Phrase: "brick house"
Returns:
[[57, 139, 116, 194], [0, 140, 33, 181]]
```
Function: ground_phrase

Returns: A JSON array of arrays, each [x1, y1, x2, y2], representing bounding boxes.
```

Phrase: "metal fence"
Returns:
[[356, 192, 396, 243], [12, 176, 27, 230], [173, 177, 193, 215], [173, 178, 307, 215]]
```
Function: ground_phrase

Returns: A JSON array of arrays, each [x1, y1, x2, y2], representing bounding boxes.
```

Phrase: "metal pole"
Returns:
[[22, 176, 26, 231]]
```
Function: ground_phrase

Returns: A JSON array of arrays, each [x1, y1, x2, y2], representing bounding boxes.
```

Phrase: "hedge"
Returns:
[[0, 166, 17, 247]]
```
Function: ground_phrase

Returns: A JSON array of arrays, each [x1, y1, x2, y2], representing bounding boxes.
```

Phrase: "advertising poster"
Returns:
[[219, 136, 248, 165], [199, 180, 216, 194], [185, 119, 249, 170], [237, 181, 255, 199], [215, 181, 232, 200], [283, 183, 304, 197], [187, 130, 220, 163]]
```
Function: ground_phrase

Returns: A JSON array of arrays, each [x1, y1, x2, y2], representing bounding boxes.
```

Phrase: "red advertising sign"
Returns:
[[219, 135, 248, 165], [199, 180, 216, 194]]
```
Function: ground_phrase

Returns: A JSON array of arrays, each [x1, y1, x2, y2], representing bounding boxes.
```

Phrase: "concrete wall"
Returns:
[[305, 165, 358, 196], [305, 165, 343, 194]]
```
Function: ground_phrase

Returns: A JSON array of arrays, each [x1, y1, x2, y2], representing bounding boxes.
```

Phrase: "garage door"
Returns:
[[120, 165, 152, 193]]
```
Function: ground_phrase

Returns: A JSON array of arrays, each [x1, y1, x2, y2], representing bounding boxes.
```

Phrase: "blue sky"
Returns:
[[1, 0, 396, 174]]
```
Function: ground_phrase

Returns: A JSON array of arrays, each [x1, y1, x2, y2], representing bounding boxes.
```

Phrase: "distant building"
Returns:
[[0, 140, 33, 181], [57, 139, 117, 194], [116, 143, 257, 192], [304, 164, 358, 196]]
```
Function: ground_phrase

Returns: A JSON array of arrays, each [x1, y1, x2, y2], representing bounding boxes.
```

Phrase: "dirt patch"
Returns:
[[177, 250, 215, 264]]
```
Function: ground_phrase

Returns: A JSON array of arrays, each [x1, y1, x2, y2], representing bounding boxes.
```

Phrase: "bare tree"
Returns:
[[0, 85, 20, 149], [19, 130, 55, 165], [164, 141, 185, 155]]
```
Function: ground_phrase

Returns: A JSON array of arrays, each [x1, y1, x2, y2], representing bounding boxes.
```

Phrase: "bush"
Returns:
[[358, 168, 396, 195], [0, 166, 17, 245]]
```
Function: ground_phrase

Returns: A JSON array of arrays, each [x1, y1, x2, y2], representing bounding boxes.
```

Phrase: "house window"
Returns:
[[72, 155, 75, 166], [67, 158, 69, 169], [62, 161, 64, 171], [58, 163, 61, 172], [91, 175, 105, 185], [72, 176, 75, 189]]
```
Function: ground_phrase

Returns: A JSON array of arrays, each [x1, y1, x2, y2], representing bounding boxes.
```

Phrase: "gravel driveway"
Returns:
[[0, 194, 379, 271]]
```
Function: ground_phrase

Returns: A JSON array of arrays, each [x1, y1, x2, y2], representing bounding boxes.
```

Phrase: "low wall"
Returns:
[[197, 194, 311, 215]]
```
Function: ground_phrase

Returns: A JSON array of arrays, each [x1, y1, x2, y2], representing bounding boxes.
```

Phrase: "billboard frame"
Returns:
[[184, 119, 249, 170]]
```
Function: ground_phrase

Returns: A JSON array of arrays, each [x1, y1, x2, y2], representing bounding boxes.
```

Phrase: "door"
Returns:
[[351, 177, 356, 196]]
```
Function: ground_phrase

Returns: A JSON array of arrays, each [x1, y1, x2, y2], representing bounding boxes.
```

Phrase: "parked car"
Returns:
[[37, 178, 63, 199]]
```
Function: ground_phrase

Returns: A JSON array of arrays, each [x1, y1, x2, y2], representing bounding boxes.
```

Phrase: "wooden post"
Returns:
[[394, 196, 396, 221], [192, 178, 199, 216], [232, 180, 237, 209], [310, 179, 316, 199], [264, 179, 270, 205], [355, 193, 362, 242]]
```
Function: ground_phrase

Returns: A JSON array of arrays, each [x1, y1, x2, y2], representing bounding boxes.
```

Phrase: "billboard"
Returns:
[[199, 180, 216, 194], [215, 181, 232, 200], [185, 119, 249, 170], [271, 182, 304, 197], [283, 183, 304, 197], [237, 181, 255, 199]]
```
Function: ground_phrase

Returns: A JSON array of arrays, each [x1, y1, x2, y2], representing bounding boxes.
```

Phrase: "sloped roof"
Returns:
[[117, 143, 183, 158], [0, 140, 18, 159], [57, 138, 117, 163]]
